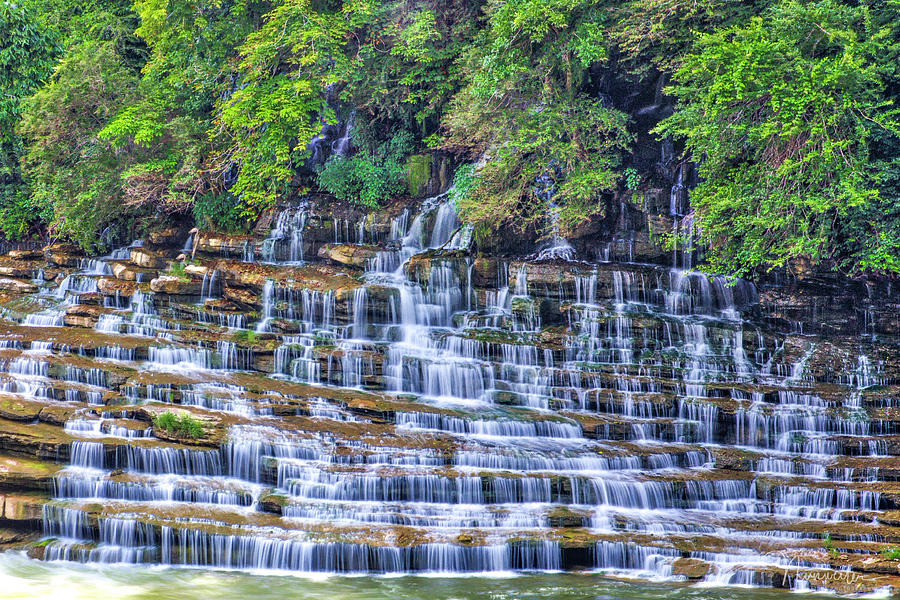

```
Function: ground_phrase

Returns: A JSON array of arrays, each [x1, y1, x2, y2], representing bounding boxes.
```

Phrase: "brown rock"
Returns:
[[44, 243, 83, 267], [150, 275, 202, 295], [672, 558, 712, 579], [64, 303, 103, 327], [317, 243, 379, 268], [0, 262, 35, 279], [130, 248, 171, 268], [148, 227, 182, 246], [0, 495, 45, 523], [97, 277, 137, 296], [38, 405, 77, 426], [0, 397, 45, 422], [6, 249, 42, 260], [0, 278, 37, 294], [110, 262, 156, 282], [0, 455, 59, 493]]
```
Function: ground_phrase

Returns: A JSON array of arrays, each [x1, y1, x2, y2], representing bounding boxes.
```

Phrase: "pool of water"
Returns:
[[0, 552, 854, 600]]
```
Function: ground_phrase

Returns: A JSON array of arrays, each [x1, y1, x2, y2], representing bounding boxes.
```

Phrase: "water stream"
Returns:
[[0, 193, 896, 594]]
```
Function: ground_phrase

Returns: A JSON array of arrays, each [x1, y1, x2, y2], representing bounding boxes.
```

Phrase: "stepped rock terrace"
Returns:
[[0, 197, 896, 595]]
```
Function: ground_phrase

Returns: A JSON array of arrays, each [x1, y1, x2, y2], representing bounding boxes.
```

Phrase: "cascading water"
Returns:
[[532, 172, 576, 262], [0, 187, 889, 595]]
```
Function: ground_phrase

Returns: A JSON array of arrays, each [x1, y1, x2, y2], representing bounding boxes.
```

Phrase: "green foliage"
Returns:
[[448, 164, 478, 209], [444, 0, 633, 240], [153, 411, 204, 439], [193, 192, 246, 233], [100, 0, 263, 214], [823, 533, 839, 558], [609, 0, 762, 75], [18, 40, 141, 250], [316, 131, 414, 208], [232, 329, 258, 345], [882, 547, 900, 560], [218, 0, 370, 215], [656, 0, 900, 277], [0, 1, 60, 239], [167, 262, 188, 279], [624, 168, 641, 192], [4, 0, 898, 281]]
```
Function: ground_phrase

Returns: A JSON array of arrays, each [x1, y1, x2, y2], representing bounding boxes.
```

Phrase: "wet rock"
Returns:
[[0, 262, 35, 279], [6, 250, 41, 261], [44, 243, 83, 267], [406, 154, 432, 197], [130, 248, 171, 269], [0, 278, 37, 294], [37, 405, 76, 426], [317, 243, 378, 268], [97, 276, 137, 296], [0, 456, 58, 493], [76, 292, 103, 306], [471, 257, 501, 287], [0, 423, 71, 462], [223, 286, 259, 309], [147, 228, 182, 246], [193, 233, 255, 258], [257, 490, 287, 515], [0, 397, 45, 422], [150, 275, 202, 296], [0, 495, 45, 525], [110, 262, 156, 282], [672, 558, 711, 579], [184, 264, 209, 277], [64, 304, 103, 327]]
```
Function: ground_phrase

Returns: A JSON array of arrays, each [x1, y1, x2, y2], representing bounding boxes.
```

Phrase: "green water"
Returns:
[[0, 553, 845, 600]]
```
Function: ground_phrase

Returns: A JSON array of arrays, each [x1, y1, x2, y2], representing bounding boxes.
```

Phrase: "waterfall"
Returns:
[[532, 173, 575, 261], [6, 188, 894, 594]]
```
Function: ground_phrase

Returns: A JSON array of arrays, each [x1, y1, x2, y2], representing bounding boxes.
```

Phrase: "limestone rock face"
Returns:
[[130, 248, 170, 269], [97, 277, 137, 297], [111, 261, 157, 282], [64, 304, 103, 327], [7, 249, 42, 261], [0, 261, 35, 279], [672, 558, 712, 579], [0, 278, 36, 293], [150, 275, 202, 295], [44, 243, 83, 267], [147, 227, 182, 246], [0, 396, 45, 422], [185, 264, 209, 277], [317, 243, 378, 268], [193, 232, 255, 258]]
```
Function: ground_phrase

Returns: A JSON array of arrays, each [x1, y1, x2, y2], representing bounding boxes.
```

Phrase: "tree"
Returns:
[[443, 0, 633, 241], [19, 41, 141, 249], [99, 0, 264, 215], [657, 0, 900, 277], [0, 1, 59, 238]]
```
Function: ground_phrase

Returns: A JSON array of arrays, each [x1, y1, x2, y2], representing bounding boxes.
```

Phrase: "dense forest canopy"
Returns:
[[1, 0, 899, 276]]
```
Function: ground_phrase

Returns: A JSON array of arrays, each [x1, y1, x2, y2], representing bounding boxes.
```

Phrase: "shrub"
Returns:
[[167, 262, 188, 279], [316, 130, 414, 208], [232, 329, 257, 345], [193, 192, 246, 233], [153, 411, 204, 439]]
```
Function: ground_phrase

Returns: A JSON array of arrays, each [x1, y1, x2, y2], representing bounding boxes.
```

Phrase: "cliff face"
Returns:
[[0, 182, 896, 592]]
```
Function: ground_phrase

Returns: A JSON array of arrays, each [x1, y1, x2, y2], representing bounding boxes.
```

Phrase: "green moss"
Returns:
[[232, 329, 258, 345], [406, 154, 431, 197]]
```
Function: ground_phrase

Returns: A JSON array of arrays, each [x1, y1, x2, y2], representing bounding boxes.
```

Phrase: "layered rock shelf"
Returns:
[[0, 197, 897, 594]]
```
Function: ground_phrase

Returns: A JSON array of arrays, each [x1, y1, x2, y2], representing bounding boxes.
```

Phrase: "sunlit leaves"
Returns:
[[657, 0, 900, 276]]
